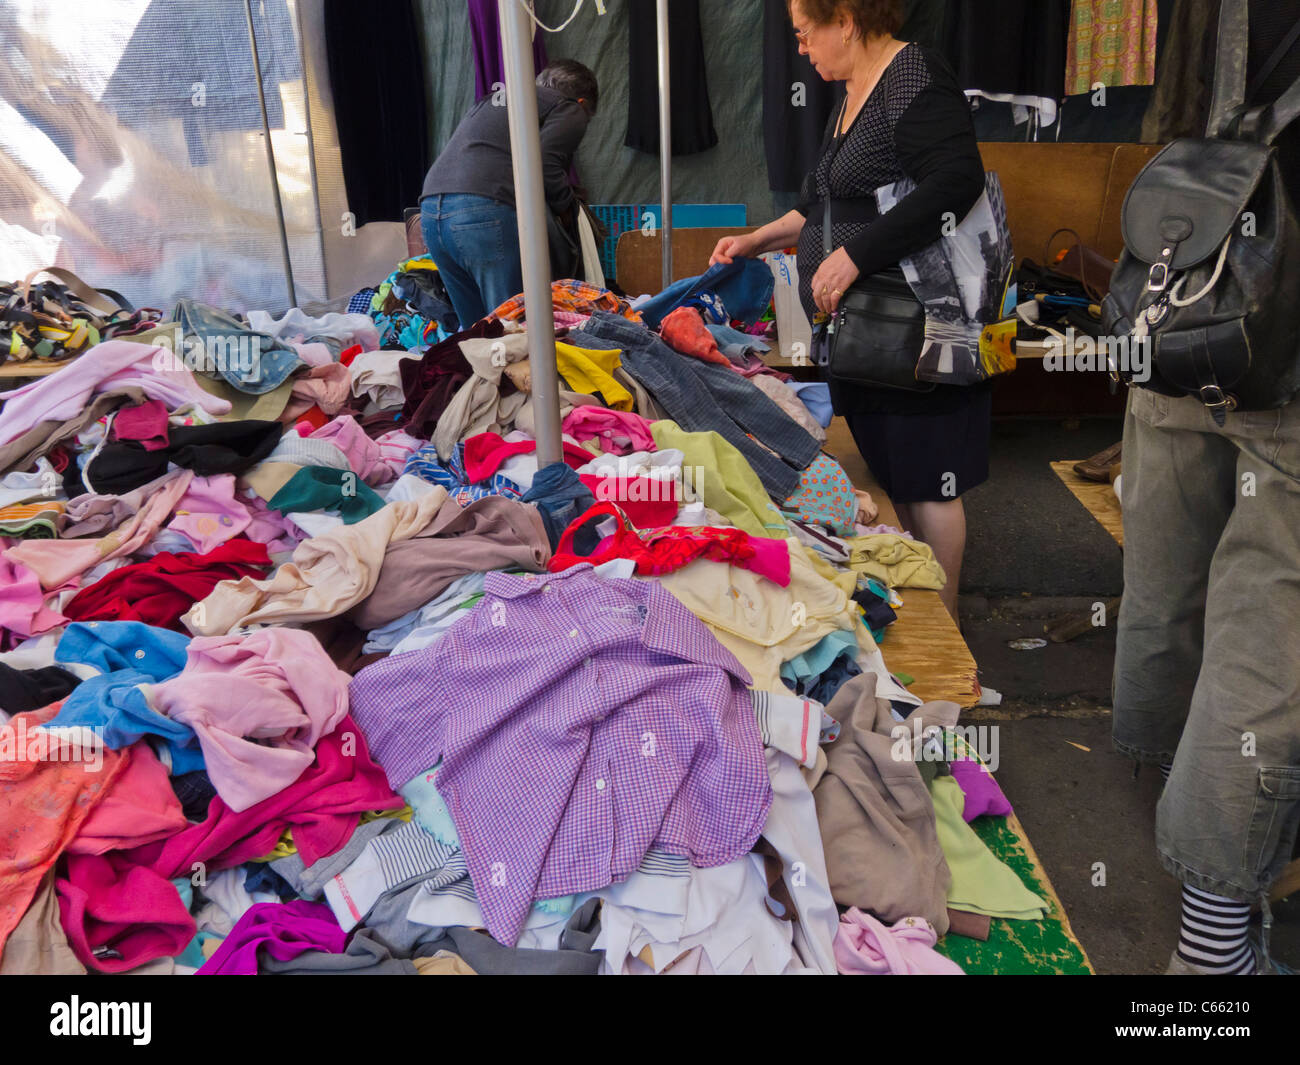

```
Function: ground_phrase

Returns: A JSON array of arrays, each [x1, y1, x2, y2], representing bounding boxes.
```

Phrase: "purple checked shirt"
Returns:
[[348, 564, 772, 945]]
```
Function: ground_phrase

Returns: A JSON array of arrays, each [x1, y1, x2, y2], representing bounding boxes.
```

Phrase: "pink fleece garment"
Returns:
[[0, 340, 230, 447], [834, 908, 965, 975], [149, 628, 351, 813], [0, 555, 68, 640], [310, 415, 395, 485], [561, 406, 656, 455], [167, 474, 253, 554]]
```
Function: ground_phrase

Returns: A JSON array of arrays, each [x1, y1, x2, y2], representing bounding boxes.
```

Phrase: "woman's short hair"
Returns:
[[536, 59, 599, 115], [790, 0, 904, 38]]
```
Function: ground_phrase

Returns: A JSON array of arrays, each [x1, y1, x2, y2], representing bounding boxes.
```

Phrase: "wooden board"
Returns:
[[614, 227, 757, 297], [0, 357, 77, 379], [827, 416, 1092, 971], [1051, 460, 1124, 547]]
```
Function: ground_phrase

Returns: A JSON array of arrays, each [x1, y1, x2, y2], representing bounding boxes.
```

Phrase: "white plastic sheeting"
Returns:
[[0, 0, 402, 314]]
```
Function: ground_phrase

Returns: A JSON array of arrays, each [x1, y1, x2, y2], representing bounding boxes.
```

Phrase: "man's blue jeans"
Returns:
[[420, 194, 523, 327]]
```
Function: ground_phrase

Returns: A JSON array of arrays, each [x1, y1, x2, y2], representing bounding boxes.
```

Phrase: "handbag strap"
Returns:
[[1043, 226, 1106, 303]]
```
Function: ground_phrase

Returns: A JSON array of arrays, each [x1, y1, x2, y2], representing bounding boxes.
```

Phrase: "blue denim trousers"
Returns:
[[1113, 386, 1300, 905], [420, 194, 523, 327]]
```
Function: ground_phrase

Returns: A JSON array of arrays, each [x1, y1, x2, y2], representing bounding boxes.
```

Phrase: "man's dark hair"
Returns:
[[536, 59, 599, 115]]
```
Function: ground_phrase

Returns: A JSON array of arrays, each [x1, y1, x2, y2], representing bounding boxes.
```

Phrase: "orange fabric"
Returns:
[[491, 281, 642, 324], [0, 702, 128, 963]]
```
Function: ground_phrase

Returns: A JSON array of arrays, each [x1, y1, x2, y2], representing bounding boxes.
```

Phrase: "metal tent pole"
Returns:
[[656, 0, 672, 286], [244, 0, 298, 308], [499, 0, 562, 467]]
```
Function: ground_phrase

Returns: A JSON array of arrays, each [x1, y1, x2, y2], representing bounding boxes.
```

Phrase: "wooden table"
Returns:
[[827, 418, 1093, 971], [1051, 460, 1123, 546], [824, 417, 980, 708]]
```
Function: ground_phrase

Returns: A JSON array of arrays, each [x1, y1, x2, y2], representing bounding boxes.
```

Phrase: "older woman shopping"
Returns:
[[711, 0, 987, 621]]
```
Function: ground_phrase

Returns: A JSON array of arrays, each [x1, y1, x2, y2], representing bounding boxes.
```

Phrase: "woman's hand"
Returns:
[[709, 233, 755, 266], [810, 247, 861, 315]]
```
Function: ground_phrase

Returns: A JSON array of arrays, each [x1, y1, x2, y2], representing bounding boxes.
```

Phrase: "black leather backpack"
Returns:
[[1102, 2, 1300, 422]]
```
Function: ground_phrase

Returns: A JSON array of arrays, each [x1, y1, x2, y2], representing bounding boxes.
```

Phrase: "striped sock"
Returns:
[[1159, 763, 1172, 782], [1176, 886, 1255, 974]]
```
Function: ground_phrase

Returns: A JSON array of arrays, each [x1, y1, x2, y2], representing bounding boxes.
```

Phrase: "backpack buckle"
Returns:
[[1198, 384, 1238, 411], [1147, 261, 1170, 291]]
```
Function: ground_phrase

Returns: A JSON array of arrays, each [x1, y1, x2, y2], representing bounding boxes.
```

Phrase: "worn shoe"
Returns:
[[1073, 441, 1122, 482]]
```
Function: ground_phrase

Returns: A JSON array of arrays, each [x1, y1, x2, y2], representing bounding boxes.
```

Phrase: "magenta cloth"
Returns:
[[348, 564, 770, 946], [834, 908, 965, 975], [68, 743, 188, 855], [553, 311, 590, 329], [562, 406, 656, 455], [949, 757, 1013, 822], [57, 851, 197, 973], [461, 432, 591, 482], [0, 554, 67, 640], [167, 474, 252, 553], [0, 340, 230, 447], [309, 415, 394, 485], [54, 719, 401, 971], [149, 628, 351, 813], [196, 900, 345, 975], [110, 399, 170, 451]]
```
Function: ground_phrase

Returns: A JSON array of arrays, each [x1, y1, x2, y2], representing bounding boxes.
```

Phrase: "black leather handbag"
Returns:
[[1102, 3, 1300, 421], [820, 199, 935, 393]]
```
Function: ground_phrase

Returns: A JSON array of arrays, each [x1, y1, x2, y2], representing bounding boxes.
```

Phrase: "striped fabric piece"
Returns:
[[404, 442, 523, 505]]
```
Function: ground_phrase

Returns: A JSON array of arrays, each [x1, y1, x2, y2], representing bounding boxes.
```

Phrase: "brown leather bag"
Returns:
[[1044, 227, 1115, 302]]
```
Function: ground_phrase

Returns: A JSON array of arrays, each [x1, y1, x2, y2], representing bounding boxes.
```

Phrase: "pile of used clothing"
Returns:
[[0, 256, 1042, 976]]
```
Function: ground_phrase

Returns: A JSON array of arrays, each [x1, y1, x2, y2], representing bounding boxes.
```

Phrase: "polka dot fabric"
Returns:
[[796, 43, 933, 320], [780, 453, 858, 535]]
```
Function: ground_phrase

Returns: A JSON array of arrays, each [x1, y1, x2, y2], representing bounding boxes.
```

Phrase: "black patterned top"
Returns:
[[794, 42, 986, 413], [796, 42, 983, 315]]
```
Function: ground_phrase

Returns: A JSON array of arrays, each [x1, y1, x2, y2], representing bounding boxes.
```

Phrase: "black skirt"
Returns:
[[843, 385, 992, 503]]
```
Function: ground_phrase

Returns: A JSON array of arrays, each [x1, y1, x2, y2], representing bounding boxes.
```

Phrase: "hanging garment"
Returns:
[[944, 0, 1070, 115], [466, 0, 549, 100], [625, 0, 718, 155], [1064, 0, 1158, 96], [323, 0, 428, 226], [348, 564, 771, 946], [1139, 0, 1220, 142], [635, 258, 775, 331], [762, 0, 843, 193]]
